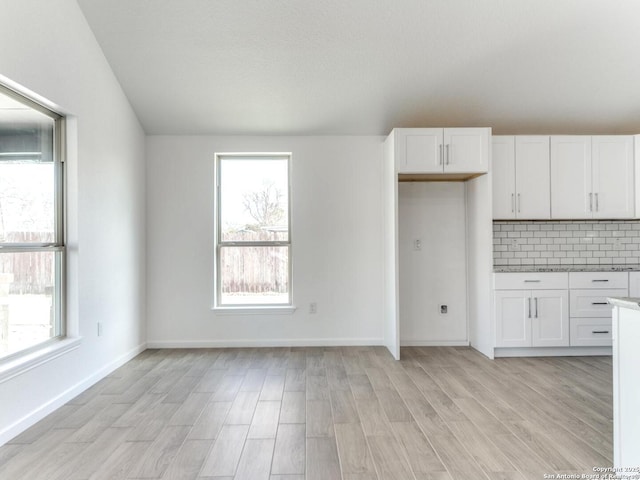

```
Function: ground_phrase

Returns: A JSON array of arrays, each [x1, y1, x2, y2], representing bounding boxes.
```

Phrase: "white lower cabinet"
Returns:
[[570, 317, 613, 346], [495, 271, 631, 353], [495, 290, 569, 347], [495, 291, 530, 347], [568, 272, 628, 347], [532, 290, 570, 347], [494, 274, 570, 348]]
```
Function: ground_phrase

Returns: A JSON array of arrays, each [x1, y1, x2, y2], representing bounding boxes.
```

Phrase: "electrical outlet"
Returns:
[[97, 322, 103, 336], [309, 302, 317, 314], [439, 305, 448, 315]]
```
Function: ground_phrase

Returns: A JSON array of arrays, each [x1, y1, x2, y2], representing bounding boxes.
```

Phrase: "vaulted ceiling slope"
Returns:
[[76, 0, 640, 136]]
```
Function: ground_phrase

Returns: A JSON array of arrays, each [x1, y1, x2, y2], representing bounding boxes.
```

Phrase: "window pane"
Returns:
[[219, 246, 289, 305], [219, 157, 288, 242], [0, 251, 58, 359], [0, 96, 55, 244]]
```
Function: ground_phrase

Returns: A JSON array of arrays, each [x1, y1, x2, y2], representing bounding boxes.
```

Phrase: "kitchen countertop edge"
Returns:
[[494, 265, 640, 273], [608, 297, 640, 311]]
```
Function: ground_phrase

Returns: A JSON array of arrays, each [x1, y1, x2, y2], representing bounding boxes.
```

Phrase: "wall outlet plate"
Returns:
[[439, 305, 448, 314]]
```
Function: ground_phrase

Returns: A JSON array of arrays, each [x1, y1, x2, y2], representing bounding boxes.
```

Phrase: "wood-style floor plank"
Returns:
[[248, 401, 281, 438], [271, 423, 306, 475], [126, 425, 190, 478], [279, 391, 306, 424], [306, 436, 342, 480], [198, 424, 249, 477], [160, 439, 211, 480], [1, 346, 613, 480], [234, 438, 275, 480], [334, 423, 376, 475]]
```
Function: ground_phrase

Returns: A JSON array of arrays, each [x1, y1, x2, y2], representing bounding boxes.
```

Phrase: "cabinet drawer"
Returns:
[[569, 271, 628, 289], [494, 272, 568, 290], [570, 317, 612, 346], [569, 289, 627, 317]]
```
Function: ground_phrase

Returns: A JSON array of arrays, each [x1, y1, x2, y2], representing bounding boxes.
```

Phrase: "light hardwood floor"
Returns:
[[0, 347, 613, 480]]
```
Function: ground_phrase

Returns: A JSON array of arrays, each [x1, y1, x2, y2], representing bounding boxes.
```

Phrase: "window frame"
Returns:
[[213, 152, 293, 311], [0, 83, 66, 363]]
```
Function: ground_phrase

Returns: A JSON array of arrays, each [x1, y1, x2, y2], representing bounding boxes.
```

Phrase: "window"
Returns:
[[0, 85, 65, 361], [215, 153, 291, 308]]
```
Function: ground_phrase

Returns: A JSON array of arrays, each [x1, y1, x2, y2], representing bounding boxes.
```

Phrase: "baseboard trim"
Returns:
[[0, 342, 147, 446], [146, 338, 384, 349], [494, 346, 612, 358], [400, 340, 470, 347]]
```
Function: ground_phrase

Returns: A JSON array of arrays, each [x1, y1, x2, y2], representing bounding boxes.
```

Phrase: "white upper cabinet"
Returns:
[[400, 128, 442, 173], [592, 136, 634, 219], [551, 135, 634, 219], [444, 128, 490, 173], [492, 136, 516, 219], [551, 136, 592, 219], [492, 136, 550, 219], [516, 136, 551, 219], [394, 128, 489, 174]]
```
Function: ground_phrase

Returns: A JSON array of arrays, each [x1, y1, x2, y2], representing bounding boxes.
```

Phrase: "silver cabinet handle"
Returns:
[[524, 280, 541, 283], [528, 297, 531, 318], [446, 144, 450, 165], [591, 302, 608, 305], [534, 297, 538, 318], [589, 193, 593, 212], [592, 330, 610, 334], [592, 279, 609, 282], [511, 193, 515, 213], [517, 193, 521, 213], [595, 193, 599, 211], [439, 144, 443, 165]]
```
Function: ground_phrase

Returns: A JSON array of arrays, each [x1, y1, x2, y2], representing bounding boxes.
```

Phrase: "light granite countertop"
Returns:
[[608, 297, 640, 311], [494, 265, 640, 273]]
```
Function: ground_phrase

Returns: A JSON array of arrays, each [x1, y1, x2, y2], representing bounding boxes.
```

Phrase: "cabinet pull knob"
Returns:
[[591, 302, 608, 305], [592, 279, 609, 282], [592, 330, 610, 334]]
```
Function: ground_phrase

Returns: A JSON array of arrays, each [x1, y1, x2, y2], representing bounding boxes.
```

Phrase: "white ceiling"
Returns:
[[76, 0, 640, 136]]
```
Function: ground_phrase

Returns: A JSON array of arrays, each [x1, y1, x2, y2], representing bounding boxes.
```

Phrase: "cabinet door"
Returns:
[[516, 136, 551, 219], [570, 288, 628, 317], [531, 289, 569, 347], [551, 136, 592, 219], [396, 128, 443, 173], [592, 136, 634, 219], [570, 317, 612, 346], [492, 136, 516, 219], [630, 272, 640, 297], [443, 128, 489, 174], [495, 290, 531, 347]]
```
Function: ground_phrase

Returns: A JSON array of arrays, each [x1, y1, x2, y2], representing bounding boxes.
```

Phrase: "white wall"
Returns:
[[0, 0, 146, 443], [398, 182, 469, 345], [146, 136, 385, 347]]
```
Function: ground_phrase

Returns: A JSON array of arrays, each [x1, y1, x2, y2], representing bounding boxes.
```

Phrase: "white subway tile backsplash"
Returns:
[[493, 220, 640, 266]]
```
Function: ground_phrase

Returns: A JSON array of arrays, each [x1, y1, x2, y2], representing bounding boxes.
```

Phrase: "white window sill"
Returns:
[[0, 336, 82, 384], [212, 306, 297, 315]]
